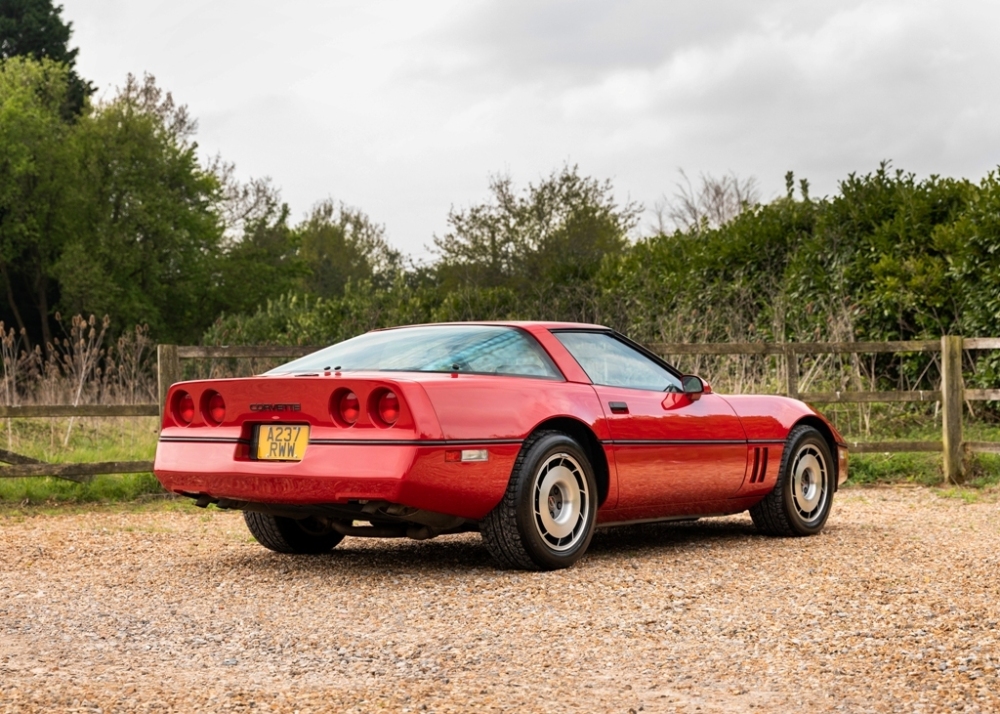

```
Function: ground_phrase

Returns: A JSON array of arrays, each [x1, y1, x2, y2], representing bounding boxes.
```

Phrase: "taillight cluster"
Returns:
[[169, 384, 403, 428], [331, 387, 400, 428], [171, 389, 226, 426]]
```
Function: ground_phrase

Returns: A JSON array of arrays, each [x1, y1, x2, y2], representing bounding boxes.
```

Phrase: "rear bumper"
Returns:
[[154, 439, 520, 521]]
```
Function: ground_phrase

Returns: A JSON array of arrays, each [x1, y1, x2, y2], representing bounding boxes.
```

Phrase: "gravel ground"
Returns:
[[2, 487, 1000, 713]]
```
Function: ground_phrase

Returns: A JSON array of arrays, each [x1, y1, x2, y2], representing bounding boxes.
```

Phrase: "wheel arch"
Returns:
[[792, 415, 840, 488], [529, 417, 610, 508]]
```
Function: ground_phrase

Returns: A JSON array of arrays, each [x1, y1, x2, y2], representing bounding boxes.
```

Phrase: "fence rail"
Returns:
[[2, 335, 998, 484], [0, 404, 158, 418], [647, 339, 944, 355], [175, 345, 314, 359], [652, 334, 998, 481]]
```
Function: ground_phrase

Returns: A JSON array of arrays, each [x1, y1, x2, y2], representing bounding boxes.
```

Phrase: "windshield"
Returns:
[[266, 325, 563, 379]]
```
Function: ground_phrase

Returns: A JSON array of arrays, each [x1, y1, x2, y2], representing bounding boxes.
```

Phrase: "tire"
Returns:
[[750, 425, 835, 537], [243, 512, 345, 554], [481, 431, 597, 571]]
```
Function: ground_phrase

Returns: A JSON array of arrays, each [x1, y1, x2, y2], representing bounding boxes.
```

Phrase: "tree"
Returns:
[[212, 199, 304, 319], [56, 73, 224, 342], [434, 165, 640, 291], [0, 0, 92, 116], [296, 200, 401, 297], [0, 57, 76, 348], [653, 170, 760, 235]]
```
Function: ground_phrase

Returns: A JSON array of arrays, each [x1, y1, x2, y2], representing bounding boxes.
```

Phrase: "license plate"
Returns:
[[256, 424, 310, 461]]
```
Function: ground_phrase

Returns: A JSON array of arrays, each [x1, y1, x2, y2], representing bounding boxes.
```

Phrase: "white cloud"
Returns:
[[66, 0, 1000, 257]]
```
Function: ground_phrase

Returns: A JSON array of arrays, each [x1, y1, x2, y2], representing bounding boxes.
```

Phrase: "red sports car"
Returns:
[[154, 322, 848, 570]]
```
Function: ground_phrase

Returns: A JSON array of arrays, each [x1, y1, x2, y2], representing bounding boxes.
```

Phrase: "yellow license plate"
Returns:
[[256, 424, 310, 461]]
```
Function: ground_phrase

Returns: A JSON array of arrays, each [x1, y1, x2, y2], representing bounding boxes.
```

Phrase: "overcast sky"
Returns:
[[67, 0, 1000, 259]]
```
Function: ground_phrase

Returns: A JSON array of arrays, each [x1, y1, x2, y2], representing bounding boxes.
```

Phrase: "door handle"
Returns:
[[609, 401, 629, 414]]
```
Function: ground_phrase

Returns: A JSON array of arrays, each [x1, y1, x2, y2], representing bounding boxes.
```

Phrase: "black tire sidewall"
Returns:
[[244, 511, 344, 554], [283, 516, 345, 553], [512, 433, 597, 569], [781, 430, 835, 536]]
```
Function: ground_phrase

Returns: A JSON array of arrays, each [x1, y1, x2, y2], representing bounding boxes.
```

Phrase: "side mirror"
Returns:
[[681, 375, 709, 400]]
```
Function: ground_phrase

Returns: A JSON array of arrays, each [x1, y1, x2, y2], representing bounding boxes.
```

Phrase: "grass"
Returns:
[[0, 415, 159, 463], [0, 416, 165, 505], [935, 487, 985, 503], [0, 495, 196, 522], [0, 472, 167, 504], [843, 420, 1000, 488]]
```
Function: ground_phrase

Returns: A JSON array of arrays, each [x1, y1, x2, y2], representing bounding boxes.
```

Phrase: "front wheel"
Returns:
[[481, 431, 597, 571], [750, 425, 834, 536], [243, 512, 345, 554]]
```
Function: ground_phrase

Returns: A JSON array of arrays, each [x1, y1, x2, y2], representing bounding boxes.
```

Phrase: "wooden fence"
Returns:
[[649, 335, 1000, 483], [1, 337, 998, 484], [0, 345, 316, 483]]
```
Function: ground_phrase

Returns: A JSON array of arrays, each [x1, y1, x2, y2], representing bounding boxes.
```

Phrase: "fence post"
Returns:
[[157, 344, 181, 420], [940, 335, 964, 484], [784, 345, 799, 398]]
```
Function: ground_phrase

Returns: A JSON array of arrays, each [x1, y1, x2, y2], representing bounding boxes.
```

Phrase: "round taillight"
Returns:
[[205, 391, 226, 425], [339, 390, 360, 425], [175, 391, 195, 425], [378, 390, 400, 425]]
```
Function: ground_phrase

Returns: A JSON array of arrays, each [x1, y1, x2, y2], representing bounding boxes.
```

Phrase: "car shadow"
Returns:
[[588, 516, 761, 558], [207, 516, 774, 577], [227, 534, 496, 576]]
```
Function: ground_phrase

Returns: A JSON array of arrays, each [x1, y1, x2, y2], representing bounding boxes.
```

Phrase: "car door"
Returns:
[[552, 331, 748, 509]]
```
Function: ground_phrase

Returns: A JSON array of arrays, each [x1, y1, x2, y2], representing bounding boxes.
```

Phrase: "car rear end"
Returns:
[[153, 374, 521, 521]]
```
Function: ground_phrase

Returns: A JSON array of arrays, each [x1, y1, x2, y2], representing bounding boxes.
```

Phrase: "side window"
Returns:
[[554, 331, 683, 392]]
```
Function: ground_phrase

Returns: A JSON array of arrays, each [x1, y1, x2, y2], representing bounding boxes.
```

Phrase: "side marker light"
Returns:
[[445, 449, 489, 463]]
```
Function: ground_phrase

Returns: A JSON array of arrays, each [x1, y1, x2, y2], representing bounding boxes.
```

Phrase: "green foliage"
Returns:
[[0, 0, 91, 115], [205, 168, 643, 346], [595, 191, 817, 343], [0, 471, 164, 504], [596, 165, 1000, 400], [0, 57, 75, 346], [0, 65, 224, 345], [205, 276, 437, 347], [847, 453, 942, 486], [210, 201, 302, 319], [206, 198, 405, 339], [296, 199, 402, 297], [434, 165, 639, 291], [57, 74, 223, 343], [964, 453, 1000, 489]]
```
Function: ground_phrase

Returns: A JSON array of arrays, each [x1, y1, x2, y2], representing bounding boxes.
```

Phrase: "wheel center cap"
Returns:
[[548, 492, 563, 516]]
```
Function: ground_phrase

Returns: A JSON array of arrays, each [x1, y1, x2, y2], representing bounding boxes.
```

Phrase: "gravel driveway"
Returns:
[[2, 487, 999, 713]]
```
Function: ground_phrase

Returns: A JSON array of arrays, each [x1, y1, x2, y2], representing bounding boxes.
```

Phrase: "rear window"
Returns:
[[267, 325, 563, 379]]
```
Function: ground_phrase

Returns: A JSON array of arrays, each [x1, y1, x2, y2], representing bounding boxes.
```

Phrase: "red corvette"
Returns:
[[154, 322, 849, 570]]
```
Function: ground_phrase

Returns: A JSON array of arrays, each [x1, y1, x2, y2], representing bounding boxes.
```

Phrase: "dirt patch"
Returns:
[[2, 487, 999, 713]]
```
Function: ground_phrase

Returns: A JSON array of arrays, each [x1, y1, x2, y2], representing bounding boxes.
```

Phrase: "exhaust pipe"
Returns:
[[329, 522, 409, 538], [326, 522, 438, 540]]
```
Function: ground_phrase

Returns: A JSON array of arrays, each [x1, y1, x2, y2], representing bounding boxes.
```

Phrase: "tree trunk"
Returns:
[[36, 272, 51, 349], [0, 261, 31, 349]]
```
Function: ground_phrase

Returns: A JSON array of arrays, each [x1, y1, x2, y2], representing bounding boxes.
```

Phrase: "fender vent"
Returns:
[[749, 447, 770, 484]]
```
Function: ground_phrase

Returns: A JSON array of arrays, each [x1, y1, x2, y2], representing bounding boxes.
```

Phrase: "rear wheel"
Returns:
[[481, 431, 597, 570], [750, 425, 834, 536], [243, 512, 345, 554]]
